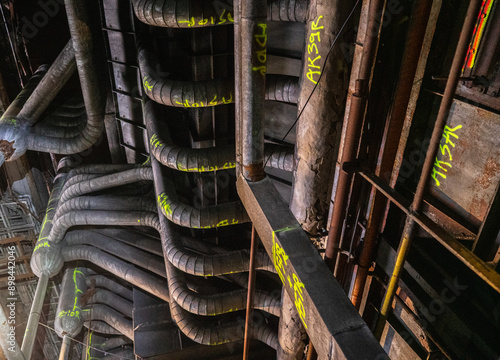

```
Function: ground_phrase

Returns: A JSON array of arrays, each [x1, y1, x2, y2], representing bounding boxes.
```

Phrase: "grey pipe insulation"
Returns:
[[145, 99, 295, 173], [94, 228, 164, 257], [138, 39, 299, 108], [132, 0, 308, 27], [87, 275, 133, 302], [82, 305, 134, 340], [84, 321, 123, 336], [85, 289, 133, 318], [82, 333, 132, 360]]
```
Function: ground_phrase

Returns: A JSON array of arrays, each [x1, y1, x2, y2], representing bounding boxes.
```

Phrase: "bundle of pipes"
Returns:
[[0, 0, 105, 166], [21, 158, 280, 355]]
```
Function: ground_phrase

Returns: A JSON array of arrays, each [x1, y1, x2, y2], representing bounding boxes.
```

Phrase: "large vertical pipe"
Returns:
[[350, 0, 435, 309], [324, 0, 385, 271], [289, 0, 353, 235], [373, 0, 483, 339], [21, 272, 49, 358], [238, 0, 267, 182]]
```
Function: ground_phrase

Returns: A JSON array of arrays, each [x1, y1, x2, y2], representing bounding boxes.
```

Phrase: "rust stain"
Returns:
[[0, 140, 15, 161], [477, 158, 500, 190], [243, 163, 265, 182], [470, 196, 489, 221]]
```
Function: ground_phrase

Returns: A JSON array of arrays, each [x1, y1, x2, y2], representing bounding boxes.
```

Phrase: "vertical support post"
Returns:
[[243, 226, 258, 360], [373, 0, 483, 339], [21, 272, 49, 358]]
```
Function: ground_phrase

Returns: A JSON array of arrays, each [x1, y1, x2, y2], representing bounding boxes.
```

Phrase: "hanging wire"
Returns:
[[0, 1, 25, 86], [264, 0, 361, 168], [38, 323, 134, 360]]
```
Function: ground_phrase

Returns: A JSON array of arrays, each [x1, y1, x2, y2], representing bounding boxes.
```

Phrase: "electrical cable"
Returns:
[[264, 0, 361, 168]]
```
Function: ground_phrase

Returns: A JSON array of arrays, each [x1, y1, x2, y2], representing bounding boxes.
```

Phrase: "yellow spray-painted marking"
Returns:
[[174, 93, 233, 108], [307, 15, 324, 84], [33, 241, 50, 252], [272, 225, 307, 328], [143, 76, 153, 92], [431, 124, 462, 187], [57, 269, 85, 320]]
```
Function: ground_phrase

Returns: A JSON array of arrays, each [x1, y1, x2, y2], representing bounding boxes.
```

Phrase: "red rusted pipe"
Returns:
[[324, 0, 386, 272], [350, 0, 434, 309]]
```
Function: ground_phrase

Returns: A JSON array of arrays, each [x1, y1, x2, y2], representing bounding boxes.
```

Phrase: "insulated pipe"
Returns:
[[167, 254, 280, 316], [153, 159, 274, 276], [98, 337, 130, 352], [61, 245, 170, 302], [84, 321, 122, 336], [30, 173, 68, 278], [289, 0, 353, 235], [30, 121, 87, 138], [153, 158, 251, 229], [55, 267, 88, 338], [138, 41, 299, 108], [100, 349, 134, 360], [21, 273, 49, 359], [64, 231, 166, 278], [95, 229, 163, 257], [0, 66, 48, 165], [238, 0, 268, 181], [145, 99, 294, 173], [325, 0, 385, 270], [373, 0, 483, 339], [87, 276, 133, 302], [59, 167, 153, 203], [55, 196, 157, 219], [86, 289, 133, 318], [50, 210, 160, 243], [169, 297, 278, 348], [131, 0, 308, 27], [81, 305, 133, 340], [350, 0, 435, 309], [18, 40, 77, 125]]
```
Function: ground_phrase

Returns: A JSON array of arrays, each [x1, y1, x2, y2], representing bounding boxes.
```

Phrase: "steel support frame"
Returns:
[[236, 175, 388, 360]]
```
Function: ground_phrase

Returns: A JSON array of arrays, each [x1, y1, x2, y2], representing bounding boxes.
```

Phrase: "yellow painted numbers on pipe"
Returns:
[[33, 241, 50, 252], [252, 24, 267, 76], [431, 124, 462, 187], [178, 9, 234, 27], [307, 16, 324, 84], [175, 93, 233, 108], [272, 231, 308, 328]]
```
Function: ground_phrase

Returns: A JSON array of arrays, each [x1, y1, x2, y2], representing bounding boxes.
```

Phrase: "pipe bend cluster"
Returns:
[[132, 0, 308, 27], [265, 74, 300, 104]]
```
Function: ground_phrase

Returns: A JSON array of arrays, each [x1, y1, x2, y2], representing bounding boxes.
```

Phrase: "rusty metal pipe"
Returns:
[[306, 343, 317, 360], [325, 0, 386, 271], [243, 225, 258, 360], [373, 0, 483, 339], [239, 0, 267, 181], [350, 0, 434, 309]]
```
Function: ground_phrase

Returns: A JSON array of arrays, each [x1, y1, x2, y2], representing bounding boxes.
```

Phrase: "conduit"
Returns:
[[132, 0, 308, 27], [94, 229, 163, 257], [59, 167, 153, 203], [86, 289, 133, 318], [64, 230, 166, 278], [145, 99, 294, 173], [61, 245, 170, 302], [87, 275, 133, 301], [18, 39, 76, 125], [82, 305, 133, 340], [84, 321, 122, 336], [138, 41, 299, 108], [55, 267, 88, 338]]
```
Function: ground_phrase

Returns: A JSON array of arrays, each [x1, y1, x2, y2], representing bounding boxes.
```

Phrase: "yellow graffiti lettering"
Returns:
[[217, 219, 229, 227], [199, 18, 208, 25], [307, 55, 322, 69], [179, 17, 195, 27], [440, 144, 452, 161], [311, 15, 324, 30], [306, 68, 321, 84], [431, 167, 447, 187], [254, 24, 267, 47], [442, 124, 462, 148], [34, 241, 50, 252], [252, 66, 266, 76], [309, 31, 321, 43], [307, 43, 319, 55], [158, 193, 173, 217], [433, 157, 452, 172], [143, 77, 153, 92]]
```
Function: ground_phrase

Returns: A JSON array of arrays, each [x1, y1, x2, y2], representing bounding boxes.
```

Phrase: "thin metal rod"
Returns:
[[325, 0, 385, 271], [350, 0, 434, 309], [21, 272, 50, 358], [306, 343, 317, 360], [58, 335, 70, 360], [373, 1, 485, 338], [243, 225, 258, 360]]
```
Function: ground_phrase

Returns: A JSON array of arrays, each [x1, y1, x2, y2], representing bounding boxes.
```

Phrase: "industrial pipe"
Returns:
[[18, 40, 76, 125], [238, 0, 267, 181], [84, 321, 122, 336], [373, 0, 483, 339], [86, 289, 133, 318], [58, 335, 70, 360], [350, 0, 435, 309], [132, 0, 308, 27], [95, 229, 163, 257], [325, 0, 385, 271], [87, 276, 133, 301], [289, 0, 353, 235], [81, 305, 133, 340], [61, 245, 170, 302]]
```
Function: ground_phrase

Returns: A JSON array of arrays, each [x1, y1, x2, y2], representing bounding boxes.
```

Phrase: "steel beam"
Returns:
[[237, 175, 388, 360]]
